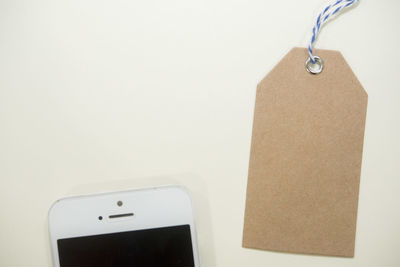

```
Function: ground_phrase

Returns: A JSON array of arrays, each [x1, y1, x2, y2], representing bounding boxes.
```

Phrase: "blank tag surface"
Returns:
[[243, 47, 367, 257]]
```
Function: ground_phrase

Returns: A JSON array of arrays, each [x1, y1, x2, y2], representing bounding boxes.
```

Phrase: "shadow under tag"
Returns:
[[243, 47, 367, 257]]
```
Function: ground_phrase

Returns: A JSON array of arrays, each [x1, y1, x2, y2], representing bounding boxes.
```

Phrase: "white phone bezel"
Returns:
[[48, 185, 200, 267]]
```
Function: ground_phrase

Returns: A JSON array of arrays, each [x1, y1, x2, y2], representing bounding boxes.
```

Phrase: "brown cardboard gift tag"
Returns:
[[243, 47, 367, 257]]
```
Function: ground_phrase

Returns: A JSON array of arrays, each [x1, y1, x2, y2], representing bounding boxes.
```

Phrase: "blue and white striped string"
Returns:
[[308, 0, 360, 64]]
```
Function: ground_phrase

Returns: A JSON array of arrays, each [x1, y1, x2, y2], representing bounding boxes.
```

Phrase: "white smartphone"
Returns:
[[48, 185, 200, 267]]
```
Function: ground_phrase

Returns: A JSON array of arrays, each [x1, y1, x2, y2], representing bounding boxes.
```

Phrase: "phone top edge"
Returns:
[[48, 184, 192, 218], [48, 184, 199, 267]]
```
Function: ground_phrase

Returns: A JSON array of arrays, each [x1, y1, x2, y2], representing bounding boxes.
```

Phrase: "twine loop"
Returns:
[[306, 0, 360, 74]]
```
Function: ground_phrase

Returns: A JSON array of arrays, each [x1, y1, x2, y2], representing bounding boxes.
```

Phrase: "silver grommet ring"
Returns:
[[305, 56, 324, 75]]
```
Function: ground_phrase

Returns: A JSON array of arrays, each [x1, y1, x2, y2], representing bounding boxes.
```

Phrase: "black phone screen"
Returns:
[[57, 224, 195, 267]]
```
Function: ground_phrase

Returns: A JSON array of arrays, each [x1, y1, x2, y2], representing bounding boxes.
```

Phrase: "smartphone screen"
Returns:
[[57, 224, 195, 267]]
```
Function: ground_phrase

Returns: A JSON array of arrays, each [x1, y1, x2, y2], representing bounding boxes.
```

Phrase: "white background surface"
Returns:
[[0, 0, 399, 266]]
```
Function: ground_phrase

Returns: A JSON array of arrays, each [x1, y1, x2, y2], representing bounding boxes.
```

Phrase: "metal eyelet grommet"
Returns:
[[306, 56, 324, 75]]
